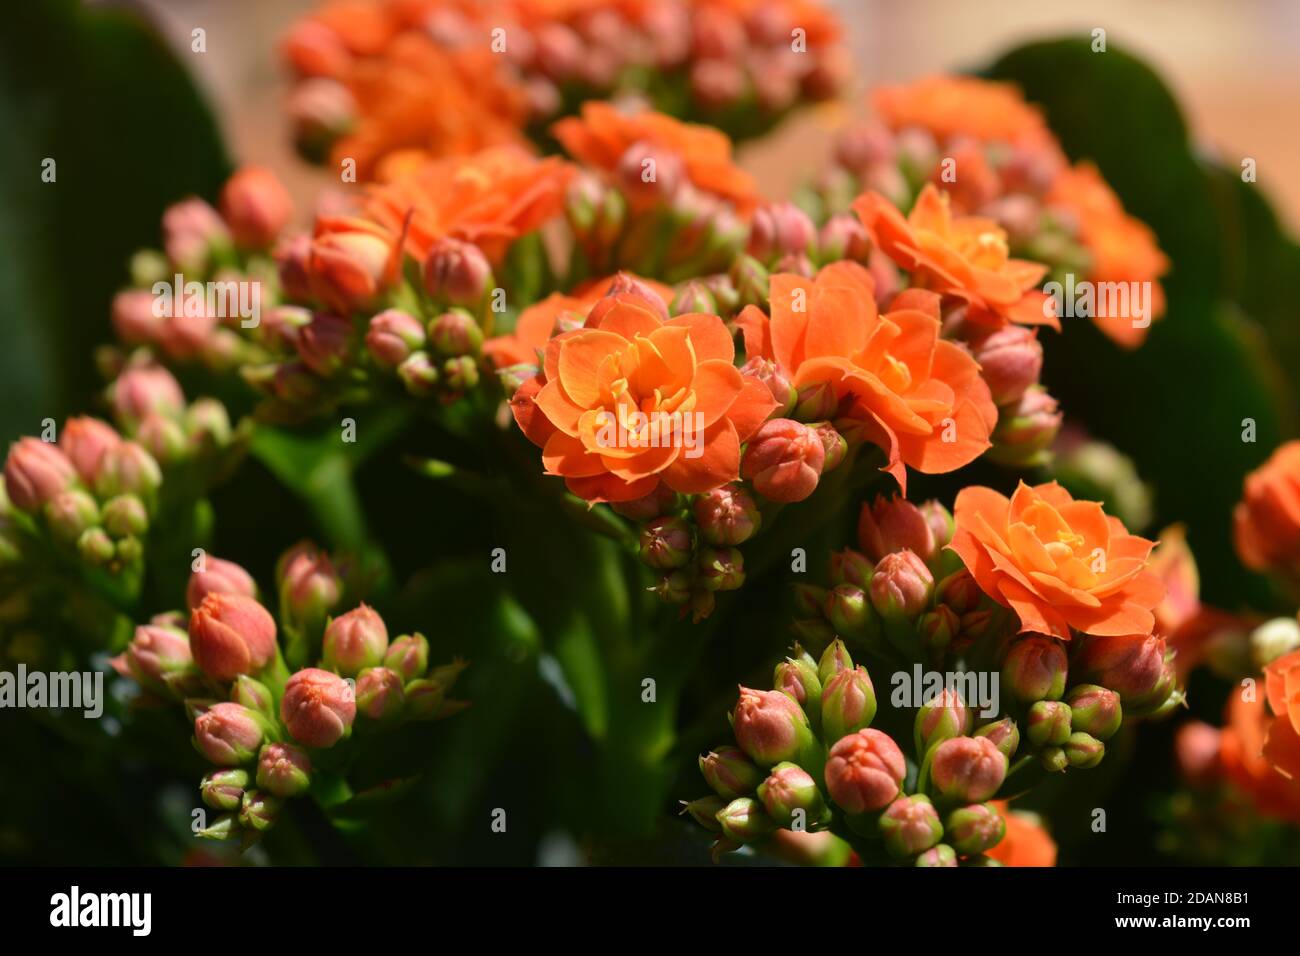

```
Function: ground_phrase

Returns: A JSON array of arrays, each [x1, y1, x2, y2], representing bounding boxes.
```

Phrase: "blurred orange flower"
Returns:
[[873, 74, 1055, 149], [514, 293, 777, 501], [1047, 163, 1168, 348], [736, 261, 996, 492], [949, 481, 1164, 640], [987, 801, 1057, 866], [1220, 690, 1300, 823], [361, 146, 574, 263], [1234, 440, 1300, 577], [854, 185, 1057, 331], [1264, 648, 1300, 780], [553, 101, 761, 214]]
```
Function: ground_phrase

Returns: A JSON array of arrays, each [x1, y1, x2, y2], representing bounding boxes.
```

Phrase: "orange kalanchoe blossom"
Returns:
[[986, 801, 1057, 867], [553, 102, 762, 215], [872, 74, 1057, 150], [735, 260, 996, 492], [854, 185, 1057, 331], [512, 293, 777, 501], [1264, 647, 1300, 781], [1233, 440, 1300, 577], [1219, 691, 1300, 823], [949, 481, 1165, 641], [1047, 163, 1168, 348], [483, 274, 673, 368], [361, 145, 573, 263]]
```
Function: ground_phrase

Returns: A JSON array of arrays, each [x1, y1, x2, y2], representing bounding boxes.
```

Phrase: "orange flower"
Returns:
[[1047, 163, 1168, 348], [986, 801, 1057, 866], [949, 481, 1164, 640], [872, 74, 1055, 149], [854, 185, 1057, 331], [1219, 690, 1300, 823], [308, 215, 403, 314], [514, 293, 777, 501], [735, 260, 996, 492], [1265, 648, 1300, 780], [1234, 441, 1300, 576], [553, 101, 761, 214], [362, 145, 574, 264]]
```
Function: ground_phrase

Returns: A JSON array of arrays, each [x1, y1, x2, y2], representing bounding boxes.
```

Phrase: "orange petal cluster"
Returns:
[[986, 801, 1057, 866], [553, 102, 761, 215], [872, 74, 1055, 150], [512, 293, 777, 501], [1264, 648, 1300, 782], [854, 185, 1056, 332], [1233, 440, 1300, 576], [736, 261, 996, 491], [1047, 163, 1168, 348], [949, 481, 1165, 640], [1219, 690, 1300, 823]]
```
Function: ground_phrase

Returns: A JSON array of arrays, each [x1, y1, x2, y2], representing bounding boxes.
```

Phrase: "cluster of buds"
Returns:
[[281, 0, 849, 174], [686, 640, 1022, 866], [110, 545, 467, 847]]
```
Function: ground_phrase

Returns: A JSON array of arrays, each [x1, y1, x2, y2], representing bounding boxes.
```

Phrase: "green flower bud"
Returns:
[[1026, 700, 1073, 748], [757, 761, 827, 828], [1064, 731, 1105, 768], [716, 797, 778, 844], [945, 802, 1006, 855], [1065, 684, 1122, 740]]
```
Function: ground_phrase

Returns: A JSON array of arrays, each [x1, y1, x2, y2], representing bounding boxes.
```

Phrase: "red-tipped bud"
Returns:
[[929, 735, 1007, 804], [915, 843, 958, 867], [4, 438, 76, 512], [824, 728, 906, 814], [200, 768, 249, 811], [256, 742, 312, 798], [189, 593, 278, 681], [428, 310, 484, 357], [220, 166, 292, 249], [1001, 635, 1068, 702], [829, 547, 873, 589], [384, 633, 430, 683], [1026, 700, 1073, 748], [1065, 731, 1105, 768], [741, 418, 824, 503], [792, 381, 838, 422], [651, 570, 692, 604], [1074, 634, 1166, 705], [288, 78, 357, 161], [773, 656, 822, 713], [879, 794, 943, 859], [118, 623, 194, 692], [355, 666, 406, 721], [747, 202, 816, 263], [716, 796, 777, 844], [94, 441, 162, 500], [818, 213, 871, 263], [935, 569, 982, 614], [915, 688, 972, 756], [694, 485, 760, 546], [112, 366, 186, 425], [1175, 721, 1221, 788], [973, 326, 1043, 407], [817, 638, 854, 685], [1065, 684, 1123, 740], [974, 717, 1020, 760], [732, 686, 812, 767], [757, 761, 827, 827], [193, 702, 264, 765], [162, 197, 228, 272], [988, 386, 1062, 467], [366, 309, 425, 368], [61, 417, 122, 484], [945, 802, 1006, 855], [699, 745, 763, 800], [739, 357, 796, 418], [610, 484, 678, 521], [604, 273, 670, 321], [670, 280, 716, 317], [295, 312, 353, 376], [279, 546, 342, 629], [919, 606, 961, 659], [44, 489, 99, 543], [322, 604, 389, 677], [824, 583, 874, 640], [638, 516, 692, 569], [682, 795, 726, 831], [308, 226, 393, 314], [275, 233, 315, 300], [617, 140, 684, 207], [821, 666, 877, 742], [869, 550, 934, 619], [697, 546, 745, 591], [281, 667, 356, 748], [239, 790, 283, 832], [808, 421, 847, 472], [186, 557, 257, 611], [858, 494, 945, 564]]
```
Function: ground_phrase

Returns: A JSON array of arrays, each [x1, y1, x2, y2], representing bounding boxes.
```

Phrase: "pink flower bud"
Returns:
[[610, 484, 678, 521], [974, 326, 1043, 406], [193, 702, 264, 765], [200, 768, 249, 811], [732, 686, 811, 767], [747, 202, 816, 262], [693, 5, 747, 59], [384, 633, 429, 683], [423, 238, 492, 307], [134, 413, 186, 464], [716, 796, 777, 844], [294, 311, 353, 376], [929, 735, 1007, 803], [617, 140, 684, 207], [397, 351, 440, 396], [1026, 699, 1073, 748], [603, 272, 670, 322], [757, 761, 826, 827], [824, 728, 906, 814], [322, 604, 388, 677], [93, 441, 161, 500], [988, 386, 1062, 468], [739, 357, 796, 418], [974, 717, 1020, 760], [1001, 634, 1069, 702], [189, 592, 278, 681], [915, 843, 958, 867], [186, 556, 257, 610], [162, 197, 229, 272], [741, 418, 825, 503], [690, 58, 745, 111], [793, 380, 837, 421], [355, 666, 406, 721], [288, 78, 356, 160], [111, 289, 164, 345], [858, 495, 940, 563], [428, 310, 484, 357], [809, 421, 847, 472], [700, 745, 763, 800], [281, 667, 356, 748], [111, 366, 185, 424], [45, 489, 99, 543], [1075, 633, 1167, 704], [694, 485, 760, 546], [638, 516, 692, 569], [818, 213, 871, 263], [869, 550, 935, 619], [1065, 684, 1123, 740], [1065, 731, 1105, 768], [821, 666, 877, 742], [275, 233, 315, 301], [880, 794, 943, 858], [829, 547, 873, 589], [117, 622, 193, 690], [935, 569, 982, 614], [256, 742, 312, 797], [1175, 721, 1221, 788], [915, 687, 972, 756], [220, 166, 293, 249], [945, 802, 1006, 855], [773, 657, 821, 711], [533, 22, 582, 79], [817, 638, 854, 685], [309, 226, 394, 314], [4, 438, 76, 512]]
